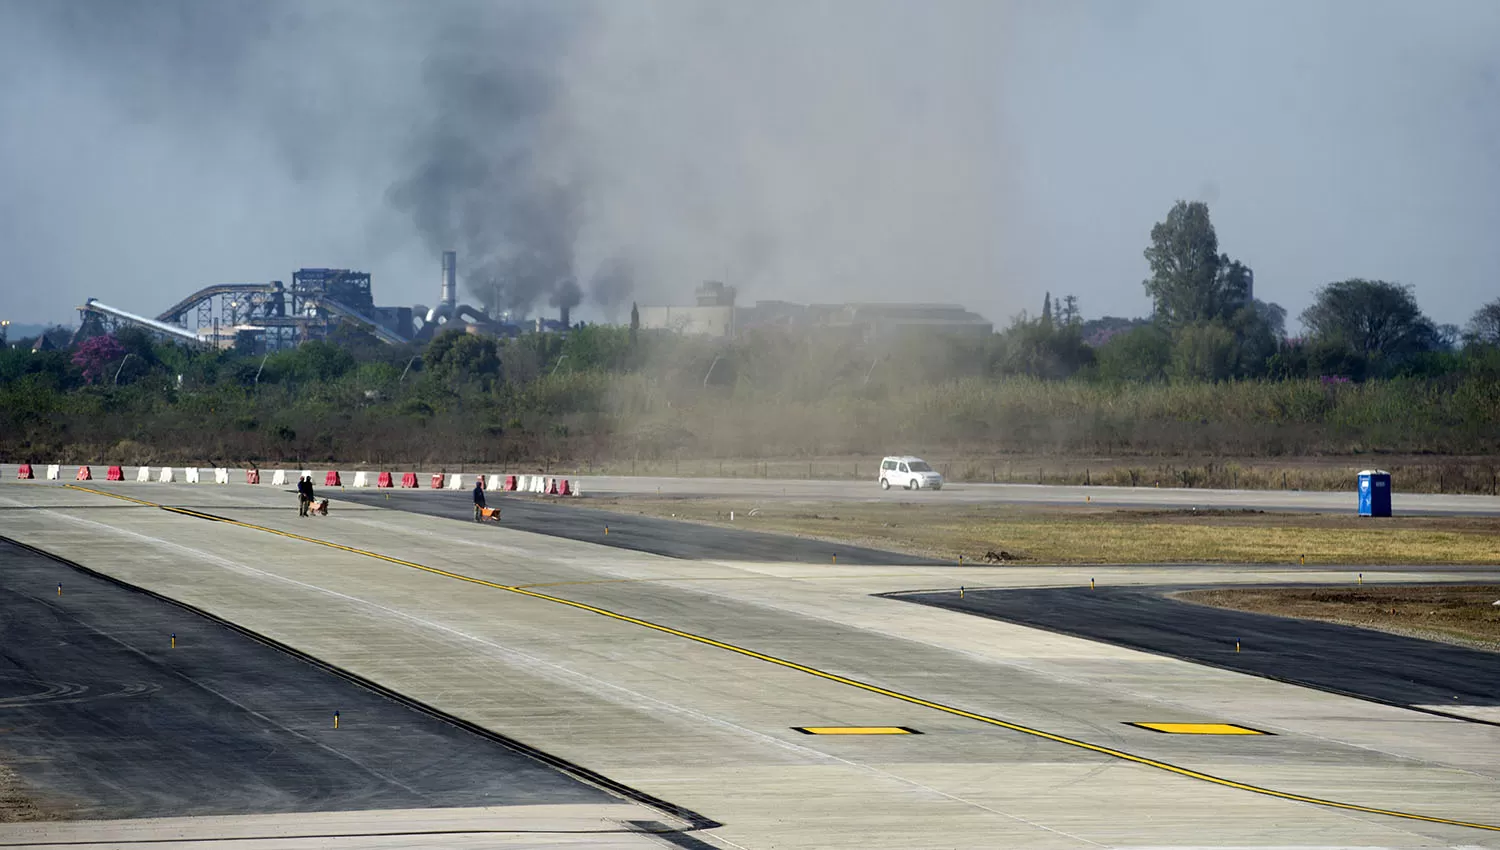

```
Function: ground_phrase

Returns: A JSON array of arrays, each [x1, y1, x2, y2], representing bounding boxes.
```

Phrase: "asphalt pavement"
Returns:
[[340, 489, 944, 565], [0, 538, 613, 820], [895, 585, 1500, 718]]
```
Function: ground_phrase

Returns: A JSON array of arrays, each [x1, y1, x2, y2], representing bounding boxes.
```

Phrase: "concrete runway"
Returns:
[[0, 537, 628, 818], [1, 479, 1498, 848], [895, 585, 1500, 724], [6, 464, 1500, 515]]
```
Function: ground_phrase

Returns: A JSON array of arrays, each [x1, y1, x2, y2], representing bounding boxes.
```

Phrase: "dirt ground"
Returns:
[[577, 497, 1500, 565], [0, 762, 52, 823], [1177, 585, 1500, 649]]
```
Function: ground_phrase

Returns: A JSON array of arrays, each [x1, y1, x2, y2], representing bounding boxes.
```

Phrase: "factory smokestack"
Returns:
[[441, 250, 457, 310], [560, 304, 570, 328]]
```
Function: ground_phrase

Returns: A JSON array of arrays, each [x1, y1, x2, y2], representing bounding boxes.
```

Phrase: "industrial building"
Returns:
[[638, 283, 993, 341], [73, 250, 553, 351]]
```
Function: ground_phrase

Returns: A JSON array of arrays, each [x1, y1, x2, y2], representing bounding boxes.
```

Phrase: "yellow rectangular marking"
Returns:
[[794, 726, 917, 735], [1128, 722, 1267, 735]]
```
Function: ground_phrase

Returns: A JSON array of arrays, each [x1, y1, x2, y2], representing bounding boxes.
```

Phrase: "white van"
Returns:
[[878, 456, 943, 491]]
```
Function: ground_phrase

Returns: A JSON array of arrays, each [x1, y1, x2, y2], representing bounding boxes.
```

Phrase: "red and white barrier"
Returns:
[[76, 466, 92, 481], [17, 463, 33, 479], [325, 470, 341, 486], [401, 472, 418, 488], [560, 479, 572, 496], [430, 473, 445, 489], [378, 471, 394, 488], [503, 474, 517, 491], [246, 469, 261, 484], [106, 466, 123, 481]]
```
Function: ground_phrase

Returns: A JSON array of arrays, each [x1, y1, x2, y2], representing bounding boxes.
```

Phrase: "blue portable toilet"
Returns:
[[1358, 470, 1391, 517]]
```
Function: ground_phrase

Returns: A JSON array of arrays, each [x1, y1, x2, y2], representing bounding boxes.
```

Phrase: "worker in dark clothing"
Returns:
[[298, 476, 315, 517], [473, 479, 487, 521]]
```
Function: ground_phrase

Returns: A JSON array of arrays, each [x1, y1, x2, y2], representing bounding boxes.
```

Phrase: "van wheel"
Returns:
[[880, 478, 890, 490], [905, 480, 915, 490]]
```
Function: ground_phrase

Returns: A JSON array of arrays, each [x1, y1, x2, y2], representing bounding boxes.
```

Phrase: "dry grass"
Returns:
[[579, 497, 1500, 565], [1178, 586, 1500, 649]]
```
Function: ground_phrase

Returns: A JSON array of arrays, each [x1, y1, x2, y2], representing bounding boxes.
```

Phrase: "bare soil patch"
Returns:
[[575, 497, 1500, 565], [1177, 585, 1500, 650]]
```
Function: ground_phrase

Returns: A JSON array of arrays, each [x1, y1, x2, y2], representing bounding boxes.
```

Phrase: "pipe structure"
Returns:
[[81, 299, 202, 344]]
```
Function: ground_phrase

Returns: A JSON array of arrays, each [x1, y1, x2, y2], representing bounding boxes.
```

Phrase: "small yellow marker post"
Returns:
[[57, 583, 62, 596], [1235, 640, 1240, 653], [831, 554, 836, 564], [1090, 577, 1095, 590], [1358, 572, 1362, 585], [171, 632, 177, 649], [1300, 554, 1305, 565], [1086, 495, 1091, 503], [604, 526, 609, 535], [959, 585, 965, 599], [333, 711, 340, 729]]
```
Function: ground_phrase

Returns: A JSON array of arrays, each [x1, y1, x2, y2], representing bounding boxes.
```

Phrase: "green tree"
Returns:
[[1143, 201, 1250, 326], [1465, 297, 1500, 346], [426, 329, 501, 384], [1041, 292, 1053, 328], [1299, 279, 1438, 360], [1169, 322, 1237, 382], [1093, 324, 1172, 382]]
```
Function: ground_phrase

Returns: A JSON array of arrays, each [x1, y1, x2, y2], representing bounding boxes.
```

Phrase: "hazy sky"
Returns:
[[1, 0, 1496, 329]]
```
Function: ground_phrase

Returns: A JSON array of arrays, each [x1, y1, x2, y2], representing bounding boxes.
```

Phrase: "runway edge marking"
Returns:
[[62, 485, 1500, 834]]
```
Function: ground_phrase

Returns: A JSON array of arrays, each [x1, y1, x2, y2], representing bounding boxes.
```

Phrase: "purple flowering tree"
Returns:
[[72, 335, 127, 384]]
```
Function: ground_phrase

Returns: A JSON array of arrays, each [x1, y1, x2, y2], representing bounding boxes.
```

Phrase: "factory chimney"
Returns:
[[440, 250, 457, 310], [559, 304, 571, 329]]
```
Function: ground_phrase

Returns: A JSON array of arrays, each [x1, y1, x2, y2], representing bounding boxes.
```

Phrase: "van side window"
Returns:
[[882, 460, 896, 471], [898, 463, 909, 473]]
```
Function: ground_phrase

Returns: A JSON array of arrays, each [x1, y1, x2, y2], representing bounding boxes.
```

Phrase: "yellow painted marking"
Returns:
[[795, 726, 915, 735], [1129, 722, 1267, 735], [61, 485, 1500, 833]]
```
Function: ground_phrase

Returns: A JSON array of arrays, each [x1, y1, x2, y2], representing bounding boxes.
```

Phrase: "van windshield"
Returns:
[[908, 461, 933, 472]]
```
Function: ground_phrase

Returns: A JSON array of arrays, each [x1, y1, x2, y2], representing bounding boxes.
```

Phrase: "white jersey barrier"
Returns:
[[214, 468, 230, 484], [46, 464, 60, 480], [486, 474, 502, 491], [446, 474, 465, 490], [22, 461, 581, 495], [353, 471, 370, 488], [184, 467, 200, 484], [135, 466, 150, 482], [158, 467, 174, 483], [272, 470, 288, 486]]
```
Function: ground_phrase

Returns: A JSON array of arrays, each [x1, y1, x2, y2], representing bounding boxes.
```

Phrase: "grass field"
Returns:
[[1178, 586, 1500, 649], [579, 497, 1500, 565]]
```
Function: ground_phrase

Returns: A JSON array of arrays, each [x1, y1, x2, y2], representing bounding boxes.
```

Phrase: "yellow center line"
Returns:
[[62, 484, 1500, 833]]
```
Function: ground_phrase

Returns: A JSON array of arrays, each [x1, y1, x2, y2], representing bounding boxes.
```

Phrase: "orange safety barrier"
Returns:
[[246, 469, 261, 484], [76, 466, 93, 481], [401, 472, 418, 488], [325, 470, 342, 486], [17, 463, 33, 480], [377, 471, 393, 488], [560, 479, 572, 496], [430, 474, 445, 489], [106, 466, 123, 481], [504, 474, 517, 491]]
